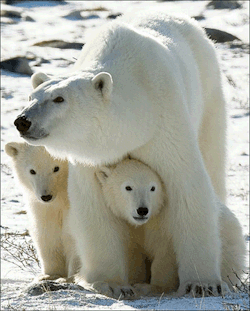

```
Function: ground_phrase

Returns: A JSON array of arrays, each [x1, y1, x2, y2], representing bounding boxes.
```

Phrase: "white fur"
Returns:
[[96, 159, 164, 226], [98, 159, 246, 296], [5, 142, 79, 281], [15, 11, 246, 297]]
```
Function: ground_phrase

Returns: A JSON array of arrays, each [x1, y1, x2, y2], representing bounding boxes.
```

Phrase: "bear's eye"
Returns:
[[125, 186, 132, 191], [53, 166, 60, 173], [150, 186, 155, 192], [30, 169, 36, 175], [53, 96, 64, 103]]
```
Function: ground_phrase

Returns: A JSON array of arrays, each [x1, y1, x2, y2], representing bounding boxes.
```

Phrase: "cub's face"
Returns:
[[5, 142, 68, 204], [96, 159, 164, 226]]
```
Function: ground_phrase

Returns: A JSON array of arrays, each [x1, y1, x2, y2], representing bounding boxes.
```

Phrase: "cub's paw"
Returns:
[[91, 281, 136, 300], [34, 274, 66, 283], [177, 280, 230, 297]]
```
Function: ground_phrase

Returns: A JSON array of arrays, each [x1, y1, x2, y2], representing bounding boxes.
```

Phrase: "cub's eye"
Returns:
[[53, 166, 59, 173], [150, 186, 155, 192], [125, 186, 132, 191], [53, 96, 64, 103], [30, 169, 36, 175]]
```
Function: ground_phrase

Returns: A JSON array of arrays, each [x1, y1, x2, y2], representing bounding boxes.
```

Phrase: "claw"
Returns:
[[208, 286, 213, 292], [186, 284, 192, 294], [129, 289, 134, 296], [195, 285, 202, 295], [120, 289, 125, 297]]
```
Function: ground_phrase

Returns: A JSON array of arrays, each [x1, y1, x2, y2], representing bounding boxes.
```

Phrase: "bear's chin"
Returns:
[[21, 133, 49, 145], [130, 216, 149, 226]]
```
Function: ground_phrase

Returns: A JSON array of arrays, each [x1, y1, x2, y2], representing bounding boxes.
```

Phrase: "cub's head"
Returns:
[[96, 158, 164, 226], [5, 141, 68, 204]]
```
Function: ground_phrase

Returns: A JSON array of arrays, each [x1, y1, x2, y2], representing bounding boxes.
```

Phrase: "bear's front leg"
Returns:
[[167, 160, 230, 296], [132, 122, 228, 297]]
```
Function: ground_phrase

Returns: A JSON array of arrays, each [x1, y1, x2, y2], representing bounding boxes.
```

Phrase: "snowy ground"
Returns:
[[1, 1, 249, 310]]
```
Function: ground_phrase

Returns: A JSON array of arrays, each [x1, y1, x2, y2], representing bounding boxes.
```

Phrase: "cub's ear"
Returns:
[[96, 166, 112, 185], [92, 72, 113, 101], [31, 72, 50, 89], [5, 142, 25, 158]]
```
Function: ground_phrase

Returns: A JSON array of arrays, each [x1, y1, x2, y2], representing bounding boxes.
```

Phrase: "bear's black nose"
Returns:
[[41, 195, 53, 202], [14, 116, 32, 133], [137, 207, 148, 216]]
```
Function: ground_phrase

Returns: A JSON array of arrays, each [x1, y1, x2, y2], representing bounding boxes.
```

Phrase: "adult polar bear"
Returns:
[[15, 12, 231, 297]]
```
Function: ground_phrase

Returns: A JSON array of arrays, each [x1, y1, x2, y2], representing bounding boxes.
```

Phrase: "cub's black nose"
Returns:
[[41, 195, 53, 202], [14, 116, 31, 133], [137, 207, 148, 216]]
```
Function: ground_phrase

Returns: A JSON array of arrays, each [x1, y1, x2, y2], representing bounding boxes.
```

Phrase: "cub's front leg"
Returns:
[[68, 164, 132, 297], [134, 238, 179, 297], [31, 228, 67, 283]]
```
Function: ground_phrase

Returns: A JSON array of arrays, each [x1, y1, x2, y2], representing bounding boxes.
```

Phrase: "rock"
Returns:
[[2, 0, 17, 4], [22, 14, 35, 22], [82, 6, 108, 12], [32, 57, 50, 67], [33, 40, 84, 50], [1, 6, 22, 18], [204, 28, 240, 43], [107, 13, 122, 19], [192, 15, 205, 21], [63, 11, 101, 21], [0, 57, 33, 76], [24, 281, 84, 296], [14, 210, 27, 215], [206, 0, 242, 10], [62, 10, 83, 20], [81, 13, 100, 20]]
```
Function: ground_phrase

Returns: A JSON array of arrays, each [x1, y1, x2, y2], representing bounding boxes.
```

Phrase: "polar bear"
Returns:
[[13, 11, 246, 297], [89, 158, 165, 298], [96, 159, 246, 297], [5, 142, 79, 281]]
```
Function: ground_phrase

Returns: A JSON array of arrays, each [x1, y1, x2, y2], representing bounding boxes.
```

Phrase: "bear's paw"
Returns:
[[91, 281, 137, 300], [177, 280, 230, 297]]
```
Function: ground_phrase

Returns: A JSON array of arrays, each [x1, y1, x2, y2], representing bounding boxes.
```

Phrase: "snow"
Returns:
[[1, 1, 249, 310]]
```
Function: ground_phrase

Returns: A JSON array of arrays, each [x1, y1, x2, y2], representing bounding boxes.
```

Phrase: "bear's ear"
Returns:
[[31, 72, 50, 89], [5, 142, 24, 158], [96, 166, 112, 185], [92, 72, 113, 101]]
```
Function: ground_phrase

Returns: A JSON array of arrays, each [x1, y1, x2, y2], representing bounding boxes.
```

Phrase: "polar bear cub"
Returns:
[[5, 141, 79, 281], [97, 158, 246, 296], [96, 158, 164, 226]]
